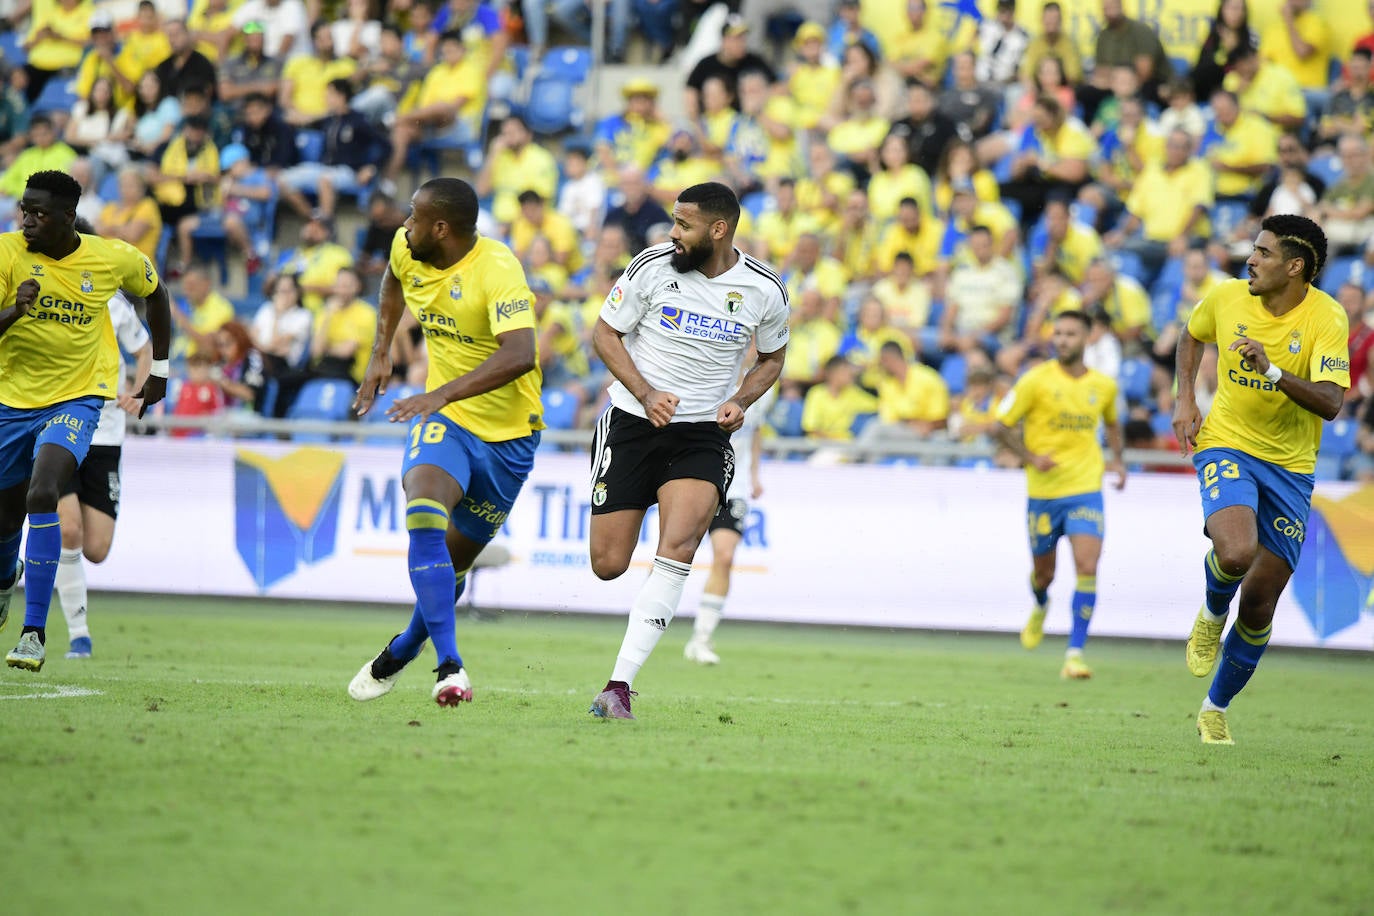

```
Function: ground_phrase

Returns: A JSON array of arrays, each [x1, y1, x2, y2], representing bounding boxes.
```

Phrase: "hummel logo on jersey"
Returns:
[[665, 281, 679, 292], [644, 617, 667, 631], [30, 264, 43, 276]]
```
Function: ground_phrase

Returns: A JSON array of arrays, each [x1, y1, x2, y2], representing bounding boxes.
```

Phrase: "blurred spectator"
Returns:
[[834, 187, 880, 279], [64, 76, 132, 180], [228, 92, 298, 173], [1090, 64, 1146, 140], [648, 129, 718, 205], [1105, 128, 1213, 278], [683, 14, 775, 120], [756, 178, 819, 263], [788, 22, 839, 132], [1001, 94, 1092, 229], [309, 266, 377, 383], [889, 78, 958, 178], [1201, 88, 1277, 200], [1020, 1, 1082, 86], [874, 196, 943, 276], [22, 0, 89, 104], [1318, 47, 1374, 146], [630, 0, 678, 64], [1264, 162, 1318, 218], [1353, 395, 1374, 480], [783, 289, 842, 389], [871, 341, 949, 438], [569, 223, 629, 298], [870, 251, 932, 334], [941, 52, 1000, 140], [802, 355, 876, 441], [602, 165, 669, 254], [74, 11, 136, 109], [251, 272, 313, 378], [184, 142, 273, 274], [532, 279, 589, 393], [68, 157, 100, 224], [890, 0, 949, 87], [350, 23, 424, 126], [828, 40, 905, 126], [179, 84, 233, 150], [473, 114, 558, 227], [949, 363, 1002, 443], [1257, 0, 1330, 93], [940, 225, 1020, 355], [355, 192, 407, 280], [128, 72, 180, 161], [1030, 195, 1101, 285], [943, 181, 1019, 262], [1151, 245, 1229, 363], [1340, 282, 1373, 405], [433, 0, 512, 101], [95, 166, 161, 261], [796, 141, 856, 233], [401, 0, 436, 64], [278, 78, 385, 220], [838, 297, 915, 391], [724, 69, 795, 192], [522, 0, 627, 63], [1006, 53, 1076, 133], [0, 63, 28, 157], [0, 114, 75, 208], [782, 232, 847, 317], [331, 0, 382, 60], [1157, 78, 1207, 139], [1192, 0, 1256, 103], [557, 144, 605, 242], [1078, 257, 1151, 345], [155, 20, 218, 103], [1313, 134, 1374, 256], [868, 133, 932, 226], [827, 0, 880, 64], [232, 0, 311, 61], [151, 114, 220, 276], [1224, 42, 1306, 132], [524, 240, 567, 305], [932, 139, 998, 216], [1089, 0, 1170, 109], [278, 212, 354, 311], [693, 75, 737, 158], [119, 2, 172, 87], [172, 352, 227, 435], [218, 22, 284, 115], [1083, 306, 1122, 379], [213, 319, 267, 411], [279, 19, 355, 125], [173, 268, 235, 358], [975, 0, 1028, 86], [594, 78, 670, 172], [511, 189, 581, 271], [188, 0, 238, 62]]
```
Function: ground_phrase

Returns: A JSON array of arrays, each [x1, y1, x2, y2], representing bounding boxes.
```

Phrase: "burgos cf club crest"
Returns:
[[234, 447, 345, 589], [725, 291, 743, 314], [1290, 485, 1374, 638]]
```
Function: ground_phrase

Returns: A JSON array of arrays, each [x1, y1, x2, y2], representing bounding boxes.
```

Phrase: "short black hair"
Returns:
[[517, 189, 544, 206], [879, 340, 906, 358], [893, 251, 914, 266], [438, 28, 464, 45], [244, 92, 272, 106], [327, 78, 353, 100], [1054, 309, 1092, 329], [419, 177, 479, 234], [824, 354, 852, 372], [26, 170, 82, 206], [1354, 47, 1373, 63], [967, 224, 992, 238], [676, 181, 740, 229], [29, 114, 53, 131], [1261, 213, 1327, 283]]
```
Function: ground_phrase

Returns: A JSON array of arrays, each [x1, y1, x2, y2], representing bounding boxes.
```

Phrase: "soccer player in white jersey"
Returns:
[[684, 368, 773, 665], [587, 181, 790, 720], [51, 218, 153, 659]]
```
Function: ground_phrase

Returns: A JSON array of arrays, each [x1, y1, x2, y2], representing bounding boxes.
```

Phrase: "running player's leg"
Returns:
[[399, 463, 466, 669], [11, 442, 79, 667], [0, 408, 35, 633], [1188, 450, 1259, 678], [1062, 532, 1102, 679], [1021, 501, 1060, 651], [686, 504, 743, 664], [55, 493, 91, 653]]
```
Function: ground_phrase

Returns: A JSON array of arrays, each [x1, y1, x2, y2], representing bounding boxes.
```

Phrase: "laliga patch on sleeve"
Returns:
[[607, 285, 624, 310]]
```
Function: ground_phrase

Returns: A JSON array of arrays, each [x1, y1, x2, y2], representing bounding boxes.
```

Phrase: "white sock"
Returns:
[[1201, 696, 1227, 713], [693, 593, 725, 641], [1202, 609, 1228, 624], [610, 556, 691, 686], [56, 547, 90, 640], [1065, 647, 1083, 660]]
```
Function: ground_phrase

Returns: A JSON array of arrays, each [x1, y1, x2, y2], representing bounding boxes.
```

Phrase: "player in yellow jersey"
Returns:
[[0, 171, 172, 672], [1173, 215, 1349, 745], [995, 310, 1126, 680], [347, 178, 542, 708]]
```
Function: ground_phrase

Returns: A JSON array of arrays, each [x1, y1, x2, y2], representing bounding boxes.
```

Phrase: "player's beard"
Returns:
[[670, 237, 712, 273]]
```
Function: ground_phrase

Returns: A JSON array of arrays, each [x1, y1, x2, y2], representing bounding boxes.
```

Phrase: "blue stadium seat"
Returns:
[[96, 171, 119, 203], [768, 397, 804, 437], [1320, 256, 1366, 292], [524, 75, 579, 135], [939, 353, 967, 395], [31, 78, 76, 115], [0, 30, 26, 67], [540, 46, 593, 83], [541, 389, 579, 430], [1169, 56, 1191, 79], [287, 378, 356, 440], [1321, 419, 1359, 468], [849, 412, 878, 438], [1210, 200, 1251, 240], [1150, 411, 1174, 438], [359, 384, 417, 443], [1118, 357, 1152, 405], [508, 44, 531, 80], [1309, 153, 1343, 188], [1151, 256, 1184, 298], [1110, 250, 1150, 287], [295, 129, 325, 163], [1151, 289, 1177, 336], [411, 110, 488, 179], [954, 455, 993, 470]]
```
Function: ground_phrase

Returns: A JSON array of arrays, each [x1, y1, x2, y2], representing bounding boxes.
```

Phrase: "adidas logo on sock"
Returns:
[[665, 281, 679, 292], [644, 617, 667, 631]]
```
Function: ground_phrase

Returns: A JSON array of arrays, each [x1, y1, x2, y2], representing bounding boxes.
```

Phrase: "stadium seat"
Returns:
[[96, 171, 119, 203], [1320, 419, 1359, 478], [954, 455, 993, 470], [411, 110, 488, 180], [295, 130, 325, 163], [360, 384, 417, 444], [1150, 411, 1174, 438], [524, 75, 580, 135], [189, 220, 231, 286], [1309, 153, 1343, 188], [768, 397, 804, 438], [1210, 200, 1251, 241], [31, 78, 76, 115], [850, 412, 878, 438], [1319, 256, 1367, 292], [1151, 256, 1184, 299], [939, 353, 967, 395], [1110, 250, 1150, 287], [1118, 357, 1152, 406], [1151, 289, 1177, 337], [539, 46, 593, 83], [507, 44, 531, 80], [0, 30, 26, 67], [287, 378, 356, 440], [541, 388, 579, 430]]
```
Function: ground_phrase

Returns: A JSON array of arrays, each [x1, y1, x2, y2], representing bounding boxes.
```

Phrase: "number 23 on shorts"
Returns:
[[1200, 459, 1240, 489], [411, 421, 446, 448]]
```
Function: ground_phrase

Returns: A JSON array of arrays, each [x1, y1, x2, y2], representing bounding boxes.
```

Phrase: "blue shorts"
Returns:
[[1193, 447, 1314, 572], [402, 413, 539, 544], [1026, 492, 1105, 556], [0, 397, 103, 490]]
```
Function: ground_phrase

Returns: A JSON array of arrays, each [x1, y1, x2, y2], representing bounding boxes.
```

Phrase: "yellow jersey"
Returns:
[[867, 164, 932, 224], [876, 363, 949, 425], [283, 55, 359, 121], [996, 360, 1119, 500], [1210, 113, 1278, 197], [26, 0, 91, 71], [1126, 160, 1214, 242], [313, 298, 377, 383], [0, 232, 158, 409], [389, 229, 543, 441], [788, 62, 840, 129], [1258, 12, 1330, 90], [801, 384, 877, 440], [1188, 279, 1350, 473]]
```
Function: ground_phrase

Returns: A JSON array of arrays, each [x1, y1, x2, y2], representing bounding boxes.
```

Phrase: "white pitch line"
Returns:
[[0, 683, 103, 701]]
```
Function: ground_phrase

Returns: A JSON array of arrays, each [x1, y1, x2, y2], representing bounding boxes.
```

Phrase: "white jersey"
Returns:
[[91, 291, 150, 448], [725, 385, 774, 501], [600, 244, 791, 423]]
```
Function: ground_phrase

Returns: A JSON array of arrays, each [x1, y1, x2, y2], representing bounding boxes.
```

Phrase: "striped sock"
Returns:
[[1068, 575, 1095, 651], [406, 499, 461, 669], [1203, 549, 1244, 622], [1207, 619, 1272, 709], [23, 512, 61, 630]]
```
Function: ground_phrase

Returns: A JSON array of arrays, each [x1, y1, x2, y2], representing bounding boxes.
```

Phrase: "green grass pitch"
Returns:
[[1, 596, 1370, 915]]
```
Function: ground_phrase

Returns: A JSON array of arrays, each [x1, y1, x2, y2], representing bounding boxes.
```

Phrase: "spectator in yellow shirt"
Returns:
[[74, 12, 139, 110], [95, 167, 162, 261], [1019, 0, 1082, 86], [474, 114, 559, 226], [872, 341, 950, 437], [869, 132, 933, 224], [1258, 0, 1331, 92], [279, 19, 359, 126], [1204, 88, 1278, 199], [0, 114, 77, 208], [870, 251, 934, 335], [783, 232, 848, 316], [648, 129, 722, 207], [825, 78, 890, 173], [1106, 128, 1214, 278], [173, 268, 237, 359], [834, 188, 881, 280], [383, 29, 485, 190], [840, 298, 916, 391], [802, 356, 878, 440], [756, 178, 823, 264], [873, 197, 945, 275], [889, 0, 949, 87], [788, 21, 840, 131], [510, 189, 582, 272], [1031, 195, 1101, 286], [1002, 93, 1093, 229], [23, 0, 90, 104], [1225, 43, 1306, 132], [784, 289, 843, 387], [594, 78, 671, 172], [116, 1, 173, 86], [310, 267, 377, 384], [1078, 258, 1151, 345], [280, 213, 356, 312]]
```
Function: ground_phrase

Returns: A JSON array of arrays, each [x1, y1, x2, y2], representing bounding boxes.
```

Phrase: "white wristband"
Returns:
[[150, 359, 170, 379], [1263, 363, 1282, 384]]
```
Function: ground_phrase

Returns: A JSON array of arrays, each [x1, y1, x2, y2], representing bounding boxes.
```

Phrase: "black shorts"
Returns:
[[60, 444, 121, 519], [589, 407, 734, 515], [709, 497, 748, 535]]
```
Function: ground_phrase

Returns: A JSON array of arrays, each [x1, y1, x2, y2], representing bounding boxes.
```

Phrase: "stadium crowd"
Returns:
[[1, 0, 1371, 478]]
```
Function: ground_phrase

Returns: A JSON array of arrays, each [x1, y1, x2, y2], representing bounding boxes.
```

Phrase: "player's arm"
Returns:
[[0, 278, 35, 336], [593, 317, 679, 428], [749, 424, 764, 499], [719, 346, 785, 433], [1172, 328, 1206, 454], [995, 385, 1055, 472], [354, 264, 405, 416], [136, 281, 172, 417], [386, 327, 536, 423], [1104, 420, 1127, 490], [1228, 336, 1344, 422]]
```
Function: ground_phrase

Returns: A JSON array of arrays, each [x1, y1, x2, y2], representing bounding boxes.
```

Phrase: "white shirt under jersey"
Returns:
[[725, 385, 775, 501], [92, 292, 151, 447], [600, 243, 791, 423]]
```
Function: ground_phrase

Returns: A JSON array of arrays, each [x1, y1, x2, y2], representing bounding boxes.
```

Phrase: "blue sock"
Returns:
[[1207, 620, 1271, 709], [454, 570, 467, 604], [406, 499, 461, 669], [1204, 548, 1244, 618], [1031, 574, 1048, 608], [0, 529, 20, 588], [1068, 575, 1095, 651], [22, 512, 61, 629], [388, 603, 428, 662]]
